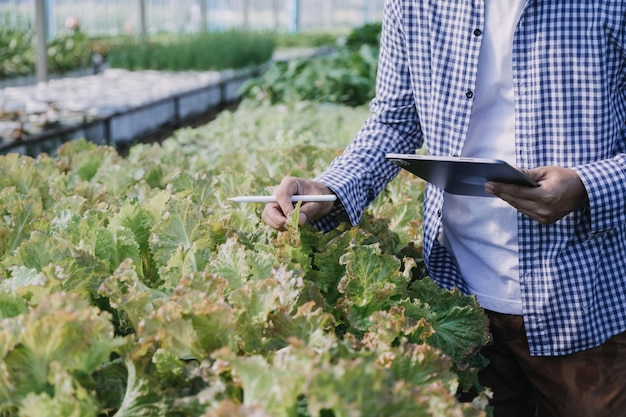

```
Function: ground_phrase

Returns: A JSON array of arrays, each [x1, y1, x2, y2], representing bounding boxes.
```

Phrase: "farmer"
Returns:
[[262, 1, 626, 416]]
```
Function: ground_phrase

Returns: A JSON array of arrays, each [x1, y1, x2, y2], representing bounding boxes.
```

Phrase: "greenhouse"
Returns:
[[3, 1, 618, 417], [1, 0, 386, 153]]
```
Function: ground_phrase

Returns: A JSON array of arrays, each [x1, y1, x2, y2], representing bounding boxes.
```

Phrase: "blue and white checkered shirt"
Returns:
[[313, 0, 626, 356]]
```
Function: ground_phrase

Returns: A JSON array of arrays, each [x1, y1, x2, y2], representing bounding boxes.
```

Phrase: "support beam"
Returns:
[[139, 0, 147, 43], [272, 0, 280, 30], [291, 0, 300, 33], [243, 0, 250, 30], [364, 0, 371, 23], [200, 0, 208, 32], [35, 0, 48, 83]]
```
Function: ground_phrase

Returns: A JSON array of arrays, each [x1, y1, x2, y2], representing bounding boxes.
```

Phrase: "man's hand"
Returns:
[[485, 166, 589, 225], [262, 176, 336, 230]]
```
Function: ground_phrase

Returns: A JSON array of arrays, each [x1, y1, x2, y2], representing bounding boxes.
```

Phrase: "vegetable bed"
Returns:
[[0, 99, 491, 416]]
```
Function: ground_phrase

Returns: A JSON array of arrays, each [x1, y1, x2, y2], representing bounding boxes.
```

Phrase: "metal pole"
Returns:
[[291, 0, 300, 33], [243, 0, 250, 30], [45, 0, 53, 38], [139, 0, 147, 43], [322, 0, 331, 31], [200, 0, 208, 31], [364, 0, 371, 23], [35, 0, 48, 83], [209, 0, 221, 31], [272, 0, 280, 30]]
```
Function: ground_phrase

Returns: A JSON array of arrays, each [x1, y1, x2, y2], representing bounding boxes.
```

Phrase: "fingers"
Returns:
[[262, 176, 336, 230], [272, 176, 299, 217], [485, 166, 588, 225], [261, 177, 300, 230], [262, 203, 289, 230], [486, 181, 540, 220], [261, 202, 310, 230], [485, 181, 533, 207]]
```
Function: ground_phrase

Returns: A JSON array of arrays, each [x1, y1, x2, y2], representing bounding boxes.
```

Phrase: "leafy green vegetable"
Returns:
[[19, 363, 100, 417], [406, 278, 490, 365], [0, 293, 123, 413], [337, 243, 409, 331], [241, 23, 381, 107], [150, 196, 214, 290], [111, 358, 168, 417], [0, 98, 490, 416]]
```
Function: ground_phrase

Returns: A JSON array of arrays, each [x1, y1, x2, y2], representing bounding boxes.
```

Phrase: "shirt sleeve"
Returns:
[[311, 0, 424, 230], [574, 152, 626, 233]]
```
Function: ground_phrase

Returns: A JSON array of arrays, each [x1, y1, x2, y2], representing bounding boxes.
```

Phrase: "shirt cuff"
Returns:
[[309, 187, 350, 232]]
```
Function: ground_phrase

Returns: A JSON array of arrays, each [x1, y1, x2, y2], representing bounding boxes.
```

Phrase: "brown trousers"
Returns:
[[477, 310, 626, 417]]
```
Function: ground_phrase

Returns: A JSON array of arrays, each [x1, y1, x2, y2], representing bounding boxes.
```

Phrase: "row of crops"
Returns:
[[1, 22, 275, 80], [0, 24, 493, 417]]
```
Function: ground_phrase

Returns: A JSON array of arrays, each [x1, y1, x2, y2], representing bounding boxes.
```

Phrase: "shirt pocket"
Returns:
[[553, 230, 607, 311], [555, 222, 626, 313]]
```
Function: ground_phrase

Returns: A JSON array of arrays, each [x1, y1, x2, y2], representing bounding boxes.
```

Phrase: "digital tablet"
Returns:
[[385, 153, 539, 197]]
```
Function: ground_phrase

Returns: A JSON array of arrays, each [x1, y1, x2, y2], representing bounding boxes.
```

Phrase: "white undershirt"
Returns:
[[441, 0, 526, 314]]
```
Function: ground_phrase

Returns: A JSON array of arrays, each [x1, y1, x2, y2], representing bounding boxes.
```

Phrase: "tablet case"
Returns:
[[385, 153, 538, 197]]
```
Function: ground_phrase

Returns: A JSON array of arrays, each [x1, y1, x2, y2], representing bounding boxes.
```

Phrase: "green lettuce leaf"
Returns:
[[215, 344, 316, 417], [19, 363, 100, 417], [56, 138, 112, 182], [109, 202, 157, 282], [0, 265, 60, 308], [99, 259, 168, 335], [139, 296, 237, 360], [336, 244, 409, 332], [307, 351, 485, 417], [208, 238, 252, 292], [150, 197, 214, 290], [111, 358, 168, 417], [0, 186, 43, 254], [363, 305, 434, 352], [389, 342, 458, 394], [266, 302, 336, 353], [2, 231, 111, 299], [0, 293, 123, 409], [0, 290, 28, 319], [271, 206, 315, 276], [405, 278, 490, 365]]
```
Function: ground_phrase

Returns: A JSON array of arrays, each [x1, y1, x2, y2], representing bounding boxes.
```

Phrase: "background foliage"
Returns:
[[240, 23, 381, 107], [0, 26, 93, 78], [105, 31, 276, 72], [0, 28, 278, 79]]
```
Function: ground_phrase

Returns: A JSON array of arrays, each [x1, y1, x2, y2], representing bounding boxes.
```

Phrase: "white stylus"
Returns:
[[228, 195, 337, 203]]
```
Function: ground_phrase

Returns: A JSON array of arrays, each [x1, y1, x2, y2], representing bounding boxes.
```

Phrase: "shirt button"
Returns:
[[473, 28, 482, 36], [465, 89, 474, 99]]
